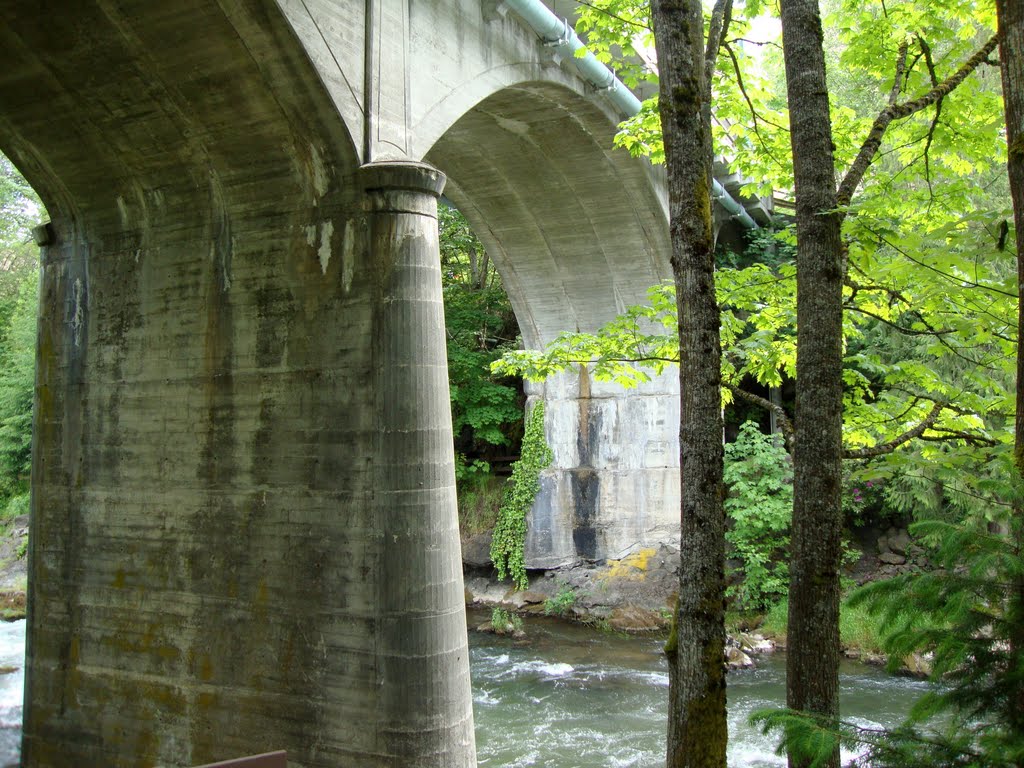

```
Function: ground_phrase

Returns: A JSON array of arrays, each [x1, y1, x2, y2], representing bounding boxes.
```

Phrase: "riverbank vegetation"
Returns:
[[495, 0, 1023, 764], [0, 155, 41, 531]]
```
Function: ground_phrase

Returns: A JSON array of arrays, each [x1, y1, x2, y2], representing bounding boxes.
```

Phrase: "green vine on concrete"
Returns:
[[490, 401, 552, 590]]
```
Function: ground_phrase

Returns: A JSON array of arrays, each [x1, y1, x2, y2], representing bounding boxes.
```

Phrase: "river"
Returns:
[[0, 615, 929, 767], [470, 611, 930, 767]]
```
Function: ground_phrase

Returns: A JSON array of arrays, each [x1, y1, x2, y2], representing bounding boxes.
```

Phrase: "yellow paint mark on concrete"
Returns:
[[603, 548, 656, 582]]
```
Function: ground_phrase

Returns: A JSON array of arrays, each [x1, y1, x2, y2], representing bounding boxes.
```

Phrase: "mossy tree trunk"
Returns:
[[779, 1, 844, 767], [651, 1, 731, 765], [996, 0, 1024, 736]]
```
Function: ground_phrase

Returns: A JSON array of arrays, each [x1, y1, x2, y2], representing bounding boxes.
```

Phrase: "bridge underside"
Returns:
[[0, 0, 732, 763], [2, 2, 474, 765]]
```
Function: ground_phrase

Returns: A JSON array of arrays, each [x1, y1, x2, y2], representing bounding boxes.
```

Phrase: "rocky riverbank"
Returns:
[[0, 516, 27, 622], [462, 523, 930, 674]]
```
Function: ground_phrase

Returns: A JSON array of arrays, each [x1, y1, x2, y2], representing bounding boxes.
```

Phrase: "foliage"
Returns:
[[758, 469, 1024, 766], [723, 421, 792, 611], [440, 205, 523, 479], [489, 606, 523, 634], [543, 585, 577, 617], [490, 402, 552, 590], [0, 153, 41, 248], [457, 473, 504, 537], [0, 266, 37, 493], [840, 471, 886, 527], [0, 154, 42, 511], [495, 222, 1007, 463], [2, 492, 29, 523], [760, 598, 789, 641], [848, 510, 1024, 759]]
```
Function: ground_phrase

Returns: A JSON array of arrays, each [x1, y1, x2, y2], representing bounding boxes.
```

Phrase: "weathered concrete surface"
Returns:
[[423, 82, 678, 568], [360, 161, 475, 765], [525, 372, 680, 568], [0, 0, 753, 763], [2, 2, 472, 766]]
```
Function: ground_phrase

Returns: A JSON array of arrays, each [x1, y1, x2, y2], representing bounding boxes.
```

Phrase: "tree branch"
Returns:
[[725, 382, 795, 452], [842, 401, 944, 458], [705, 0, 733, 92], [844, 304, 954, 336], [573, 0, 651, 31], [889, 40, 910, 106], [722, 42, 791, 132], [862, 223, 1019, 298], [836, 35, 999, 208], [915, 36, 942, 200]]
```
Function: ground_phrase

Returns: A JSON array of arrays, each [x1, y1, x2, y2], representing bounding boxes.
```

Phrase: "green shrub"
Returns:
[[543, 585, 577, 617], [2, 491, 28, 522], [457, 472, 504, 536], [723, 421, 792, 611], [490, 606, 522, 634], [761, 598, 789, 641]]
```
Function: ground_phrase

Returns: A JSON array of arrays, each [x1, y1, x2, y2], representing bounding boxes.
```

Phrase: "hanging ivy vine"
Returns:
[[490, 401, 552, 590]]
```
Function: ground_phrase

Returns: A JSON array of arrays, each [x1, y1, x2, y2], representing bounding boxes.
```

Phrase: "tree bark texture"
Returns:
[[651, 2, 728, 766], [996, 0, 1024, 737], [779, 1, 844, 767]]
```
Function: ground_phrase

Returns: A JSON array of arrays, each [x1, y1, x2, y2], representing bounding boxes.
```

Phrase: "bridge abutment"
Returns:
[[526, 369, 681, 568]]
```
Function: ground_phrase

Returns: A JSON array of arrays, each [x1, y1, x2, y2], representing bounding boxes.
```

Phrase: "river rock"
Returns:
[[725, 646, 754, 670], [737, 632, 775, 654], [608, 606, 663, 632], [513, 590, 548, 607], [888, 529, 912, 555], [900, 653, 932, 677], [879, 552, 906, 565], [461, 532, 494, 569], [464, 575, 511, 606], [475, 620, 525, 639]]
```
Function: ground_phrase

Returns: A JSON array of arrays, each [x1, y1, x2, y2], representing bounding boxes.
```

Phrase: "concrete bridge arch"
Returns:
[[424, 82, 681, 567], [0, 1, 727, 765]]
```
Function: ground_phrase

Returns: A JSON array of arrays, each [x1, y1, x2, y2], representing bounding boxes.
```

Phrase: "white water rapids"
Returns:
[[0, 615, 929, 767]]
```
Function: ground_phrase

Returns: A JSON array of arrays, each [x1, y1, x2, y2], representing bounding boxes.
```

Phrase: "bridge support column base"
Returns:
[[359, 160, 477, 767]]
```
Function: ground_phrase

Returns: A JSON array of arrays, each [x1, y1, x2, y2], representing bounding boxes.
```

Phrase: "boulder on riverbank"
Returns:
[[464, 543, 681, 629], [0, 515, 27, 620]]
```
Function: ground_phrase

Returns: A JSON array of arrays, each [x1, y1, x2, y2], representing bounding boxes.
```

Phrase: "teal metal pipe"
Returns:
[[502, 0, 642, 116], [502, 0, 758, 230]]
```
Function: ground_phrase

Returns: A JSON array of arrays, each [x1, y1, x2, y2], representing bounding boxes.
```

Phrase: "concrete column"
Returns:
[[359, 161, 476, 766]]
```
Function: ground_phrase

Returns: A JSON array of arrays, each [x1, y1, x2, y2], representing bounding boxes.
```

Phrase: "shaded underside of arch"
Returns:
[[427, 82, 681, 567], [425, 81, 671, 351], [0, 0, 358, 232]]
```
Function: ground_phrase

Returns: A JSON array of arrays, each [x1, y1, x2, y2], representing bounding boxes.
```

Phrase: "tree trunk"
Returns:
[[779, 1, 844, 766], [651, 1, 728, 766], [996, 0, 1024, 738]]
